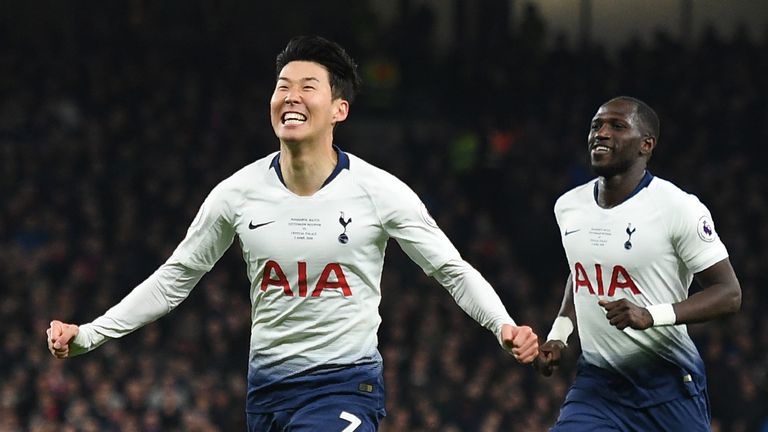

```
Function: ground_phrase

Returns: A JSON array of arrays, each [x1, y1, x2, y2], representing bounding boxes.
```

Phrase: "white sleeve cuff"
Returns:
[[69, 324, 107, 357]]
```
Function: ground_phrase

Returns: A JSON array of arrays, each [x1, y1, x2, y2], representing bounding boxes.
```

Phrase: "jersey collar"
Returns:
[[593, 170, 654, 204], [270, 145, 350, 188]]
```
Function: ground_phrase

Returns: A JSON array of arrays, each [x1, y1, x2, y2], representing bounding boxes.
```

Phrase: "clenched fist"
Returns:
[[533, 340, 566, 377], [500, 324, 539, 364], [599, 299, 653, 330], [46, 320, 79, 359]]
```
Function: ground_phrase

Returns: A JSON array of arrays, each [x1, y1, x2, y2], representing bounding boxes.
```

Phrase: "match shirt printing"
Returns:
[[554, 175, 728, 404]]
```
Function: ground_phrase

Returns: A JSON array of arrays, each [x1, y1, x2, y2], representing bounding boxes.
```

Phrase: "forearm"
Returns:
[[432, 259, 516, 337], [72, 262, 205, 355], [547, 276, 575, 344], [672, 283, 741, 324], [556, 277, 576, 320], [658, 258, 741, 326]]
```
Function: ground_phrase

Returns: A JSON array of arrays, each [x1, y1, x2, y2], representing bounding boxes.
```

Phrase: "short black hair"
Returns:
[[275, 35, 362, 103], [608, 96, 660, 139]]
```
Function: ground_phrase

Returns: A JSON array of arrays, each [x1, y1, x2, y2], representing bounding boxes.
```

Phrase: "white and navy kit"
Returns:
[[72, 147, 516, 426], [552, 172, 728, 430]]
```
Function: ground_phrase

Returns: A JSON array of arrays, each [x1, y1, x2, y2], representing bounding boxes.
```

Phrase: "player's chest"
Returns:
[[234, 195, 383, 257], [560, 208, 672, 266]]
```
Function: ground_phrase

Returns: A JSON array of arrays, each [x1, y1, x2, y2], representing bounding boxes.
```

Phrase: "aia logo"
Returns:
[[261, 260, 351, 297], [573, 262, 640, 296]]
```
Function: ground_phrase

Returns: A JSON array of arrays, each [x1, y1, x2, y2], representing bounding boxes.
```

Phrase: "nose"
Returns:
[[588, 126, 609, 147], [594, 124, 611, 140], [284, 87, 300, 104]]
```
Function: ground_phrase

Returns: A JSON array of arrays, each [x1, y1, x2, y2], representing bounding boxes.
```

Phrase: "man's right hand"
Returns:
[[533, 340, 566, 377], [47, 320, 79, 359]]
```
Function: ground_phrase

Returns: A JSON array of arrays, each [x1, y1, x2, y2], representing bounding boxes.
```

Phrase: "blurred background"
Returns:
[[2, 0, 767, 431]]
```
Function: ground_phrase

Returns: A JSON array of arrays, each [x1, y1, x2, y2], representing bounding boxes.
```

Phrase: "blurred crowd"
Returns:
[[2, 1, 767, 431]]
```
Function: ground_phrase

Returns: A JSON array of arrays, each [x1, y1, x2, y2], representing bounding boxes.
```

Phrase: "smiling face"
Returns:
[[587, 99, 655, 178], [270, 61, 349, 146]]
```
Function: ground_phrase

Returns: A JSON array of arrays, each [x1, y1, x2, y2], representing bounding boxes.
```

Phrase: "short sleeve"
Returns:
[[669, 195, 728, 274]]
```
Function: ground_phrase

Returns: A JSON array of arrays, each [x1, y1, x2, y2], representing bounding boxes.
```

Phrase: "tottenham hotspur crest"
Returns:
[[338, 211, 352, 244], [624, 223, 636, 250]]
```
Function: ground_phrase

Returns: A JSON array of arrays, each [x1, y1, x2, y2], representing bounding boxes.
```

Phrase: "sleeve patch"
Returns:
[[697, 215, 717, 242]]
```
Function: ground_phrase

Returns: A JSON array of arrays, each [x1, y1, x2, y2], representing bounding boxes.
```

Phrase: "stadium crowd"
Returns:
[[2, 2, 767, 431]]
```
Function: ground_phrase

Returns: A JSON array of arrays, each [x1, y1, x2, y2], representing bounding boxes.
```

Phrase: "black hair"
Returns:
[[275, 35, 362, 103], [608, 96, 660, 139]]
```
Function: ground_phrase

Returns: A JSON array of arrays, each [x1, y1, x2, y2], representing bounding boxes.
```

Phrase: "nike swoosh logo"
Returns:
[[564, 229, 581, 236], [249, 220, 275, 230]]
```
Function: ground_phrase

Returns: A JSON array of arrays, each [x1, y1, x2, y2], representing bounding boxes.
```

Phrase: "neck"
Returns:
[[596, 166, 647, 208], [279, 139, 337, 196]]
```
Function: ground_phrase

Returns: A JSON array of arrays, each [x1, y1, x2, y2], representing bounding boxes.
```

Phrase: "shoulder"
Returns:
[[649, 177, 725, 259], [346, 152, 415, 197], [203, 153, 277, 213], [213, 152, 276, 194], [554, 179, 595, 213], [648, 176, 720, 240], [646, 176, 707, 212], [344, 152, 426, 224], [222, 152, 276, 187]]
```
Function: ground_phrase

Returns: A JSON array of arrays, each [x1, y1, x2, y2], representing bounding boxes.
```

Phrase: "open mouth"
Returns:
[[282, 112, 307, 125], [591, 144, 610, 154]]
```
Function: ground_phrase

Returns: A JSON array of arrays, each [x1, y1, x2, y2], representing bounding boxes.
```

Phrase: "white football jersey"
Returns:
[[165, 149, 511, 389], [554, 173, 728, 378]]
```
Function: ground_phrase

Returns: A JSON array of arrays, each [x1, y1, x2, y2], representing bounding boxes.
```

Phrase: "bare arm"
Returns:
[[555, 276, 576, 321], [535, 275, 576, 376], [674, 258, 741, 324], [601, 258, 741, 330]]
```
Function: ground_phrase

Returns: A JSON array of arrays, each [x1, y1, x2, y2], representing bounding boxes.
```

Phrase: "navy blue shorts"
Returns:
[[551, 388, 711, 431], [246, 363, 386, 431], [247, 397, 385, 431]]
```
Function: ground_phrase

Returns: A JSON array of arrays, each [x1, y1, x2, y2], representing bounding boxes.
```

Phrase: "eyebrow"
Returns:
[[593, 113, 630, 122], [276, 77, 321, 83]]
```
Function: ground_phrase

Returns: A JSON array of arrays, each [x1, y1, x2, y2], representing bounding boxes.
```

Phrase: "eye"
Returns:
[[612, 122, 626, 129], [303, 85, 315, 90], [590, 122, 600, 130]]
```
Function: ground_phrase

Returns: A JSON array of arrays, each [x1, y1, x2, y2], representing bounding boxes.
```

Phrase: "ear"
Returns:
[[640, 135, 656, 157], [332, 99, 349, 124]]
